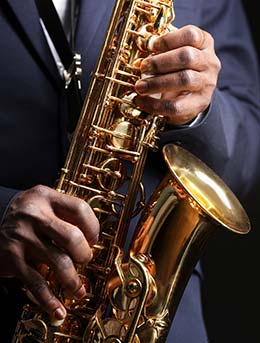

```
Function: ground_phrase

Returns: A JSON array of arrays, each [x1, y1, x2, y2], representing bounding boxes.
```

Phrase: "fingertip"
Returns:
[[53, 307, 66, 320], [51, 307, 66, 326], [135, 80, 148, 95], [150, 35, 160, 52]]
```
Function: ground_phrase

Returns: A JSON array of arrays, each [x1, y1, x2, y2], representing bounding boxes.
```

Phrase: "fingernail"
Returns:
[[135, 80, 148, 94], [74, 285, 86, 300], [148, 35, 159, 51], [54, 307, 66, 320], [51, 318, 65, 327]]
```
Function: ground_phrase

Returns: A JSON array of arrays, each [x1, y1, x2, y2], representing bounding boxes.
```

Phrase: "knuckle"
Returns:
[[146, 78, 156, 91], [184, 25, 209, 49], [9, 186, 50, 219], [19, 202, 40, 219], [26, 279, 48, 296], [75, 198, 91, 215], [31, 184, 50, 197], [178, 70, 192, 87], [184, 25, 202, 45], [64, 229, 93, 264], [149, 58, 160, 74], [158, 35, 170, 51], [63, 276, 81, 294], [52, 254, 73, 270], [178, 47, 196, 67], [68, 229, 85, 248], [163, 100, 177, 115]]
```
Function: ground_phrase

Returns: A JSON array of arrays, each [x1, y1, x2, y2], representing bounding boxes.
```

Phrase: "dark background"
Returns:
[[202, 1, 260, 342], [242, 0, 259, 57]]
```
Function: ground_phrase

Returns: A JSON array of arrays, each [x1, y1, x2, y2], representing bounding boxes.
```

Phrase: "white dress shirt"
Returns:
[[41, 0, 71, 77]]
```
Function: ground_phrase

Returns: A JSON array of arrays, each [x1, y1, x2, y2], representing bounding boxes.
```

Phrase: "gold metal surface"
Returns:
[[163, 144, 250, 234], [12, 0, 250, 342]]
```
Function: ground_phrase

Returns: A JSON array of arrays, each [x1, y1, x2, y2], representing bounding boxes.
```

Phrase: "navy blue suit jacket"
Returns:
[[0, 0, 260, 342]]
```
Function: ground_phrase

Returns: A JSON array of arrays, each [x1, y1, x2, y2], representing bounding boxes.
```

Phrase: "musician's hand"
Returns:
[[0, 185, 99, 322], [134, 25, 221, 125]]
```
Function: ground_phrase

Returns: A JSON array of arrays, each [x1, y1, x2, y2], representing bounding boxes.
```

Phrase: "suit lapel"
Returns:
[[6, 0, 61, 88], [75, 0, 116, 95]]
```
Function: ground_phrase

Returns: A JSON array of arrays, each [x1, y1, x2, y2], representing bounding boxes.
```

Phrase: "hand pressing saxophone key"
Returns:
[[0, 185, 99, 322], [134, 25, 221, 126]]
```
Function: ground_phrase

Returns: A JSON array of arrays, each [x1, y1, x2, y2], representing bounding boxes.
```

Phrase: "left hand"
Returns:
[[134, 25, 221, 126]]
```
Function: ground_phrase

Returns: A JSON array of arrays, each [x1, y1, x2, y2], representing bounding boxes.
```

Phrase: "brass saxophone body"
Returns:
[[12, 0, 250, 342]]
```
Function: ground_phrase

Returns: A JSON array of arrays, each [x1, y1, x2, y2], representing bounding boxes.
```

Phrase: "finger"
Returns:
[[135, 70, 202, 95], [153, 25, 213, 52], [43, 243, 87, 300], [48, 189, 100, 245], [6, 205, 94, 265], [134, 92, 208, 125], [18, 263, 66, 324], [20, 233, 87, 300], [39, 215, 93, 264], [140, 46, 206, 75], [16, 185, 99, 247]]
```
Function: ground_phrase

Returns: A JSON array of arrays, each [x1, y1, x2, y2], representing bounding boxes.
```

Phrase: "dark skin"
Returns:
[[0, 25, 221, 322], [135, 25, 221, 125], [0, 185, 99, 322]]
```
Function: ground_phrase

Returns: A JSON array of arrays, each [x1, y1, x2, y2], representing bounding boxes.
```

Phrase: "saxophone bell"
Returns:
[[126, 143, 249, 342]]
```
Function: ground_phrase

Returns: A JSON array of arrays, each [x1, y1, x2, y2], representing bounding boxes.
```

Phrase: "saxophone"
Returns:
[[12, 0, 250, 342]]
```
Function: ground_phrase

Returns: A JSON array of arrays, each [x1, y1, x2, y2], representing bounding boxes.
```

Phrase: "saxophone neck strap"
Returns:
[[34, 0, 83, 133]]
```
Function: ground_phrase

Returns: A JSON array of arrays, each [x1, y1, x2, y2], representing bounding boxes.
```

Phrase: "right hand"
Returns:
[[0, 185, 99, 323], [134, 25, 221, 125]]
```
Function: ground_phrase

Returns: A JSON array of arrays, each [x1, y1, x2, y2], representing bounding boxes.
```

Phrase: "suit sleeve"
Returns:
[[0, 187, 20, 223], [159, 0, 260, 197]]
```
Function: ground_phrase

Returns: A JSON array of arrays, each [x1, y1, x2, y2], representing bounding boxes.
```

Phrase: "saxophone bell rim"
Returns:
[[162, 143, 251, 235]]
